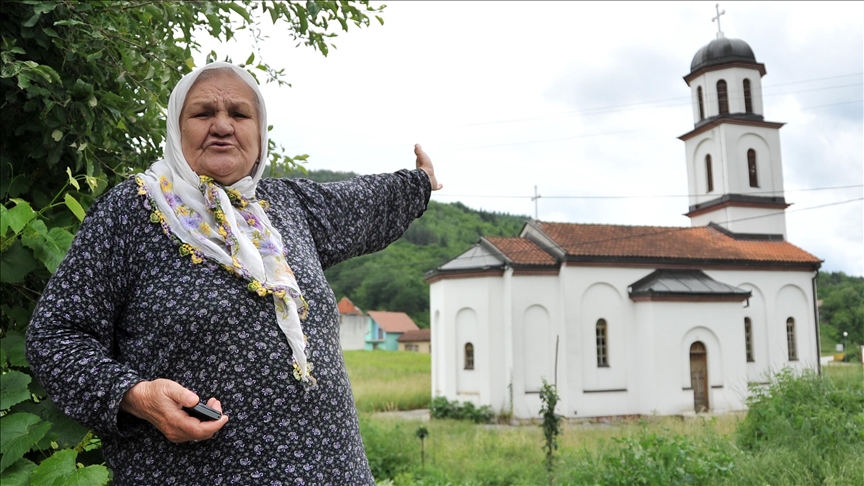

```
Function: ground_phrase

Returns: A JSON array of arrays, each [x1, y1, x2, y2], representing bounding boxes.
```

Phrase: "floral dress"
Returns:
[[26, 170, 431, 485]]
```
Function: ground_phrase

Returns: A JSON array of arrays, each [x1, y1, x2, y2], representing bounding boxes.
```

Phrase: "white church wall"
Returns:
[[455, 307, 479, 396], [560, 266, 646, 418], [695, 67, 765, 118], [510, 274, 561, 417], [429, 276, 504, 406], [689, 137, 724, 207], [775, 284, 817, 370], [689, 205, 787, 235], [737, 283, 771, 382], [709, 269, 819, 375], [580, 283, 628, 392], [655, 304, 749, 415]]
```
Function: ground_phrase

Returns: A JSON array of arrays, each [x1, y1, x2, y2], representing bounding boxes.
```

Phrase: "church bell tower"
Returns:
[[679, 12, 789, 239]]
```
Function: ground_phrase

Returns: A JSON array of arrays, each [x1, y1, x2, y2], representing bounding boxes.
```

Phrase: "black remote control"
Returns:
[[183, 402, 222, 421]]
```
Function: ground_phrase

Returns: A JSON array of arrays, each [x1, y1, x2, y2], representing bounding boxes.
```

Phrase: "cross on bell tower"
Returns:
[[712, 4, 726, 39]]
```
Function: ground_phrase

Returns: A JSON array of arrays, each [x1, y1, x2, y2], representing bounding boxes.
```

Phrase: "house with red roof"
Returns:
[[398, 329, 432, 353], [425, 33, 822, 419], [365, 310, 420, 351]]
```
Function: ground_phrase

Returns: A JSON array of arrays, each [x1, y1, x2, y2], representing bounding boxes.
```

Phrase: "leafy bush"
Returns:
[[594, 429, 735, 486], [429, 396, 493, 424], [738, 368, 864, 451]]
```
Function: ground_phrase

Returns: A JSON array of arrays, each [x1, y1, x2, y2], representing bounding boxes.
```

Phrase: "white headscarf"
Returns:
[[137, 62, 313, 383]]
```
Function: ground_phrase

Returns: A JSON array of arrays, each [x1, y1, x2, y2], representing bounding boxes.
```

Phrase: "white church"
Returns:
[[425, 32, 822, 419]]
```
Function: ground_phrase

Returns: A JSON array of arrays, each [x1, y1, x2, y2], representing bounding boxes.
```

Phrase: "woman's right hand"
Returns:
[[120, 378, 228, 443]]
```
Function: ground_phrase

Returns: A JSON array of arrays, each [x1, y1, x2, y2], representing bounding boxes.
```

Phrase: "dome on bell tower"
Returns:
[[690, 37, 758, 74]]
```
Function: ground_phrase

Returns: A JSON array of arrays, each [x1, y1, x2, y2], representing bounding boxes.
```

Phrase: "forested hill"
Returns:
[[280, 168, 528, 327]]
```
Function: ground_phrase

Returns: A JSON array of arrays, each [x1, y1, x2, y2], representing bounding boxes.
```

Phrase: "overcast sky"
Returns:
[[198, 1, 863, 276]]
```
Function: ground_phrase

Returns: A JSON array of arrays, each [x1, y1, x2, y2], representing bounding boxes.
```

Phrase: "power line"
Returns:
[[351, 196, 862, 271], [430, 184, 864, 200]]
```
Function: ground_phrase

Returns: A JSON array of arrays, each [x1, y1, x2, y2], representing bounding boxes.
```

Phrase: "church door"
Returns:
[[689, 341, 709, 412]]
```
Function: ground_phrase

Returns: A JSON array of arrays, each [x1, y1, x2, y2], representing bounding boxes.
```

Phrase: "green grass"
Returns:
[[345, 350, 431, 413], [354, 363, 864, 486]]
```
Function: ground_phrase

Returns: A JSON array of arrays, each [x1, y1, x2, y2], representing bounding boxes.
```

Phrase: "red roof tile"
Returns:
[[484, 237, 557, 265], [397, 329, 431, 342], [367, 311, 420, 333], [337, 296, 363, 315], [535, 222, 821, 264]]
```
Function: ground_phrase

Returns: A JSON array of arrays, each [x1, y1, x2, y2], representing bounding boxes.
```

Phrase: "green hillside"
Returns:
[[280, 168, 528, 327]]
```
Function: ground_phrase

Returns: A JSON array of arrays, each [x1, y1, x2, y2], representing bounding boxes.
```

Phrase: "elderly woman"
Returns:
[[26, 62, 441, 485]]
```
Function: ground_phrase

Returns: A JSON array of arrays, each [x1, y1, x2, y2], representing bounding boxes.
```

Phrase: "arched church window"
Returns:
[[743, 79, 753, 113], [596, 319, 609, 367], [697, 86, 705, 121], [717, 80, 729, 115], [705, 154, 714, 193], [786, 318, 797, 361], [747, 149, 759, 187], [744, 318, 754, 362], [464, 342, 474, 370]]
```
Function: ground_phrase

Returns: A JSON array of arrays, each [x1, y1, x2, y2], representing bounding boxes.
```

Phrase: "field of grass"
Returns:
[[344, 350, 431, 412], [345, 353, 864, 485]]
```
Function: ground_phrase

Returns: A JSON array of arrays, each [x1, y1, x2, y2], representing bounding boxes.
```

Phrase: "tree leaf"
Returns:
[[0, 413, 51, 473], [0, 370, 32, 410], [22, 13, 41, 28], [1, 200, 36, 235], [65, 168, 80, 191], [0, 458, 37, 486], [0, 330, 27, 368], [55, 464, 111, 486], [63, 194, 86, 222], [20, 220, 74, 273], [11, 399, 89, 450], [29, 448, 76, 485], [34, 3, 58, 15], [0, 240, 39, 283]]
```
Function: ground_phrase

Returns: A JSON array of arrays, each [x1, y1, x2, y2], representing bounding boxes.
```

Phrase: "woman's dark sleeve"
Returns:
[[278, 168, 431, 270], [25, 186, 144, 437]]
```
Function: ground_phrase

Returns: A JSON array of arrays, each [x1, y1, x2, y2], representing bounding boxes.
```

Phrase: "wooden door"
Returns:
[[690, 341, 709, 413]]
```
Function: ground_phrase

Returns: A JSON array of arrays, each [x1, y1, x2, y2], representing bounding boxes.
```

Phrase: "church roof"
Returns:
[[690, 37, 757, 72], [483, 237, 557, 266], [532, 221, 821, 266], [629, 269, 752, 301], [367, 311, 420, 333], [337, 296, 363, 315]]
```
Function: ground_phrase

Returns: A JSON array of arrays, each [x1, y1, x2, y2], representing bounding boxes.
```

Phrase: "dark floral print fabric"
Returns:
[[26, 169, 431, 485]]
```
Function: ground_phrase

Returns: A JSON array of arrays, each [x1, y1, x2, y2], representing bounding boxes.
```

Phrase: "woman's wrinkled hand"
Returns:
[[120, 378, 228, 443], [415, 144, 443, 191]]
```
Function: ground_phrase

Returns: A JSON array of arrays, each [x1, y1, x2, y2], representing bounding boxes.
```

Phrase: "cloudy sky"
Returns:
[[199, 1, 863, 275]]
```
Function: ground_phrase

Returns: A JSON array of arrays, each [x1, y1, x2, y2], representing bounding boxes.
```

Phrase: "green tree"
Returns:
[[817, 271, 864, 356], [0, 1, 383, 484]]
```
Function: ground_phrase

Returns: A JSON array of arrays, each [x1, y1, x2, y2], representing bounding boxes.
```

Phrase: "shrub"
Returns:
[[738, 368, 864, 451], [429, 396, 493, 424]]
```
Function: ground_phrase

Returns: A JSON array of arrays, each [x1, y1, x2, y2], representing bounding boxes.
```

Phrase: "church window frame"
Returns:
[[464, 342, 475, 370], [596, 319, 609, 367], [747, 149, 759, 187], [743, 78, 753, 113], [786, 318, 797, 361], [744, 317, 754, 362], [705, 154, 714, 193], [717, 80, 729, 115], [697, 86, 705, 121]]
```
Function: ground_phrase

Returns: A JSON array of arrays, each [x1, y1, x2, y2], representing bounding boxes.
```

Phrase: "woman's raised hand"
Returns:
[[120, 378, 228, 443], [415, 144, 443, 191]]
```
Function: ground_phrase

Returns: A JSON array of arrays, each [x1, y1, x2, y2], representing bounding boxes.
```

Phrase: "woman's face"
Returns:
[[180, 72, 261, 185]]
